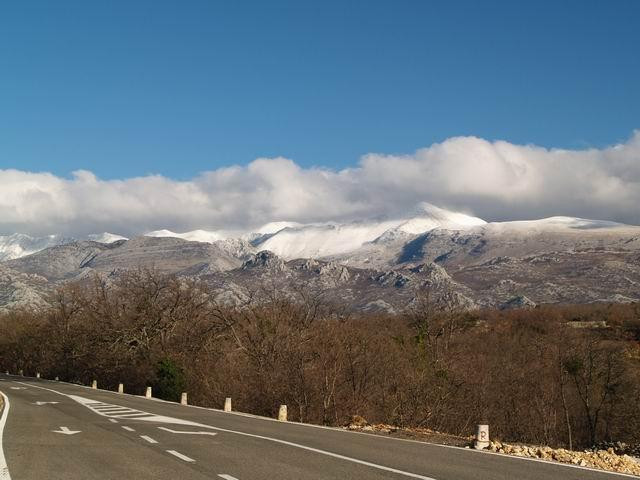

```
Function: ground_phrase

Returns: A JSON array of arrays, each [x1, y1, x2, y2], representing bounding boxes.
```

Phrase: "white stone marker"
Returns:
[[181, 392, 188, 405], [224, 397, 232, 412], [278, 404, 288, 422], [145, 386, 152, 398], [91, 380, 97, 389], [118, 383, 124, 394], [36, 372, 40, 379], [474, 424, 490, 450]]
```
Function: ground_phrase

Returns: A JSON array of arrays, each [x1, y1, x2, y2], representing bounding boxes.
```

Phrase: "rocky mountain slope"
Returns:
[[1, 204, 639, 312]]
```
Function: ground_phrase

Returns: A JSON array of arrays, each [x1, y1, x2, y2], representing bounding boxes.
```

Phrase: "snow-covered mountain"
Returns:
[[1, 203, 640, 312], [251, 203, 485, 259], [0, 234, 69, 262], [137, 203, 638, 262], [141, 203, 487, 260], [3, 204, 638, 264], [0, 233, 127, 261]]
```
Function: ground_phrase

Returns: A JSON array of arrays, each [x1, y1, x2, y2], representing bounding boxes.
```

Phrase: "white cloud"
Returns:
[[2, 131, 640, 236]]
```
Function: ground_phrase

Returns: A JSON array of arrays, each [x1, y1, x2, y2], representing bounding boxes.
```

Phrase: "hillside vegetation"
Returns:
[[1, 270, 638, 449]]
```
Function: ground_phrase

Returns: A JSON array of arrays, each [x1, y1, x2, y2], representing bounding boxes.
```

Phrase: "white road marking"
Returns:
[[140, 435, 158, 444], [33, 401, 59, 406], [94, 406, 133, 411], [97, 409, 139, 414], [8, 388, 25, 390], [166, 450, 195, 462], [93, 406, 132, 411], [158, 427, 218, 436], [218, 475, 239, 480], [121, 426, 135, 432], [111, 413, 153, 418], [109, 419, 118, 423], [65, 396, 155, 420], [52, 426, 81, 435], [0, 391, 13, 479]]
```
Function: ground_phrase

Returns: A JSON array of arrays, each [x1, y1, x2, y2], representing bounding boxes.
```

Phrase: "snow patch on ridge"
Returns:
[[254, 221, 303, 235], [145, 229, 227, 243], [256, 221, 402, 259], [86, 232, 128, 243], [486, 216, 631, 232], [256, 203, 487, 260]]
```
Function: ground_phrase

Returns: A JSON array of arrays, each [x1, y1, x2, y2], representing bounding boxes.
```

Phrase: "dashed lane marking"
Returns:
[[121, 426, 135, 432], [140, 435, 158, 444], [166, 450, 195, 462], [218, 475, 240, 480]]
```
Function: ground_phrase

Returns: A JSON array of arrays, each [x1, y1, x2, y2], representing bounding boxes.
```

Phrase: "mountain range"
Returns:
[[1, 203, 639, 313]]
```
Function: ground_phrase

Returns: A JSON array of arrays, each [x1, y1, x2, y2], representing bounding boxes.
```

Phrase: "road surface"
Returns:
[[0, 374, 634, 480]]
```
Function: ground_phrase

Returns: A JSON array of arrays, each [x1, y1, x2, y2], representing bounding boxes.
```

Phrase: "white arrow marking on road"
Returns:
[[52, 426, 81, 435], [33, 401, 59, 406], [158, 427, 217, 436]]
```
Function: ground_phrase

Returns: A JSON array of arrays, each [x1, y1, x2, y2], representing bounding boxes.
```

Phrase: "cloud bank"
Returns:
[[2, 132, 640, 236]]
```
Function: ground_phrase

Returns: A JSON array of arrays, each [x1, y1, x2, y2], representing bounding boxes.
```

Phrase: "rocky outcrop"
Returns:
[[500, 295, 537, 310], [241, 250, 286, 272]]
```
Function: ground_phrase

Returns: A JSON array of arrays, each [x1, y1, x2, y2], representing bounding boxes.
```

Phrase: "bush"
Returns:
[[153, 358, 186, 402]]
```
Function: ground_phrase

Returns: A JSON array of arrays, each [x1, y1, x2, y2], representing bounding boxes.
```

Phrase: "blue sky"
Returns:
[[0, 0, 639, 180]]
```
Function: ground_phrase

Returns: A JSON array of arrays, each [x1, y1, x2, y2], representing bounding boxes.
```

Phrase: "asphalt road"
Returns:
[[0, 374, 635, 480]]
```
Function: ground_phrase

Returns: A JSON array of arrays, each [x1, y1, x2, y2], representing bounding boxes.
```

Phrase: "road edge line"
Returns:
[[0, 391, 12, 480]]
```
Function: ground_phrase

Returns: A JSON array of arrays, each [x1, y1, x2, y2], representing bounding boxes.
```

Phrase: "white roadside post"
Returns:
[[224, 397, 232, 412], [474, 424, 490, 450], [19, 369, 23, 376], [36, 372, 41, 379], [91, 380, 97, 389], [278, 404, 288, 422], [118, 383, 124, 394], [180, 392, 188, 405], [145, 386, 152, 398], [54, 376, 59, 381]]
